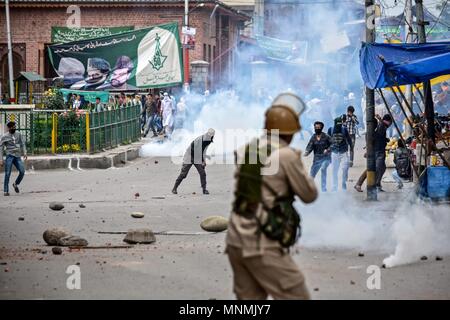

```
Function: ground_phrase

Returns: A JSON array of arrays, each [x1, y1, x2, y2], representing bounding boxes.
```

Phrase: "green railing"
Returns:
[[1, 105, 141, 155], [29, 111, 54, 154], [89, 105, 140, 153]]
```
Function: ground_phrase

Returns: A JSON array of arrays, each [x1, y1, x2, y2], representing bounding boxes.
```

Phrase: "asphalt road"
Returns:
[[0, 137, 449, 299]]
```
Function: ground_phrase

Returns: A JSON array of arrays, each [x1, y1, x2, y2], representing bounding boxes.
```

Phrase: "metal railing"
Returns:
[[88, 105, 141, 153], [1, 105, 141, 155]]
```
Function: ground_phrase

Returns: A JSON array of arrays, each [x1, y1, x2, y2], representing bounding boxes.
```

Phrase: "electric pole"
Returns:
[[365, 0, 377, 200], [5, 0, 15, 102], [415, 0, 435, 146], [183, 0, 190, 93], [404, 0, 414, 136]]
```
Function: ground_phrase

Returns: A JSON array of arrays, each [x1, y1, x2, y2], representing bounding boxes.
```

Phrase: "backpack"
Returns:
[[331, 126, 345, 148], [396, 149, 412, 179], [232, 139, 302, 248]]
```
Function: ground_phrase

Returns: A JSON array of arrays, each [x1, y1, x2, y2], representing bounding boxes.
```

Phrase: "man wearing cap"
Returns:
[[1, 121, 27, 196], [172, 128, 215, 195], [226, 93, 318, 300]]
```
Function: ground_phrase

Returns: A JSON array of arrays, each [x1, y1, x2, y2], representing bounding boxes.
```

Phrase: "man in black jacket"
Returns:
[[304, 121, 332, 192], [172, 129, 215, 195], [374, 114, 392, 192]]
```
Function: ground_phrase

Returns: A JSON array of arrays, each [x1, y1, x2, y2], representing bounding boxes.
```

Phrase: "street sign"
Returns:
[[182, 26, 196, 36]]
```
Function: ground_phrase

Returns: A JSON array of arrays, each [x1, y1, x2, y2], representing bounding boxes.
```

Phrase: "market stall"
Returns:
[[360, 42, 450, 201]]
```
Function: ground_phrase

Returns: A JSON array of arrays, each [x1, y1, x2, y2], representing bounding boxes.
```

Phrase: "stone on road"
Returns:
[[43, 228, 71, 245], [49, 202, 64, 211], [200, 216, 228, 232], [123, 228, 156, 244], [52, 247, 62, 255], [57, 236, 88, 247], [131, 212, 145, 218]]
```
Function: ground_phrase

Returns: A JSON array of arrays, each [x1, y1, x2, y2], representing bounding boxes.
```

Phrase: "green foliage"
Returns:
[[43, 88, 65, 110]]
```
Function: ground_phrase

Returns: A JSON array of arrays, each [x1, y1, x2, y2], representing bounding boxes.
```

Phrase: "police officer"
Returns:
[[225, 93, 318, 300]]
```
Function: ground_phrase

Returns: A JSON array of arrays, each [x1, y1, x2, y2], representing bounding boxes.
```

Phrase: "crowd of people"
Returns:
[[304, 105, 367, 192]]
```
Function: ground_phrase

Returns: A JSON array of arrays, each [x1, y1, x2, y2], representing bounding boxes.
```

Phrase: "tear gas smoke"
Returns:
[[296, 192, 450, 268]]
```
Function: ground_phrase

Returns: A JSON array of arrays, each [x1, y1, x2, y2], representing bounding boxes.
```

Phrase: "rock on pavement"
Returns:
[[123, 229, 156, 244], [57, 236, 88, 247], [49, 202, 64, 211], [43, 228, 71, 245], [131, 212, 145, 218], [200, 216, 228, 232]]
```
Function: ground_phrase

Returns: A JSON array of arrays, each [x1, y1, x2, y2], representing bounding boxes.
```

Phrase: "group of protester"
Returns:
[[304, 106, 359, 192], [303, 105, 412, 193], [140, 91, 187, 138]]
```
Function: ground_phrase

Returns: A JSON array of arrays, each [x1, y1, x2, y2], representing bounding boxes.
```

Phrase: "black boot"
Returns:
[[172, 180, 181, 194], [203, 189, 209, 195]]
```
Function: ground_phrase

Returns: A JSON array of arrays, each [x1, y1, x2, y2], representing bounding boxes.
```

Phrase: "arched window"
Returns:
[[1, 52, 24, 96]]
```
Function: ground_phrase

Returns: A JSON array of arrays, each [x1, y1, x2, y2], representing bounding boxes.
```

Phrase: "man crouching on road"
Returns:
[[226, 93, 318, 300], [1, 121, 28, 196], [172, 128, 215, 195]]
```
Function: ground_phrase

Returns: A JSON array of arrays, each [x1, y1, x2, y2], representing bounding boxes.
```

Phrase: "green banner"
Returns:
[[256, 35, 307, 63], [48, 22, 183, 90], [51, 26, 134, 44], [60, 88, 109, 103]]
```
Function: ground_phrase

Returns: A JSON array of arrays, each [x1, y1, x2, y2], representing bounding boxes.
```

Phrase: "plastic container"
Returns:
[[427, 166, 450, 199]]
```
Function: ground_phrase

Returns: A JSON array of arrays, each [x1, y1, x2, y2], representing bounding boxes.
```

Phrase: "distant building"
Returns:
[[0, 0, 250, 93]]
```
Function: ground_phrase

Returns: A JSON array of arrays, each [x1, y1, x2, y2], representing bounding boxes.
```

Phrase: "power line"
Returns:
[[426, 0, 449, 35]]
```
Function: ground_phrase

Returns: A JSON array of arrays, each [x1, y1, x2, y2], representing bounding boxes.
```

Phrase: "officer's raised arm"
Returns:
[[283, 151, 318, 204]]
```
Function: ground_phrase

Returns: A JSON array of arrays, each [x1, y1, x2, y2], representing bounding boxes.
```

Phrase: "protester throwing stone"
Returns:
[[1, 121, 27, 196], [172, 128, 215, 195]]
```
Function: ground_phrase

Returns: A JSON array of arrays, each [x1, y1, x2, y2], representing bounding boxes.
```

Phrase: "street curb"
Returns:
[[10, 141, 145, 171]]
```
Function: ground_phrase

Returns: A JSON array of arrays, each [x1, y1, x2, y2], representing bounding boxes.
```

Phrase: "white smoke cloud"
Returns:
[[296, 192, 450, 268], [139, 91, 268, 160]]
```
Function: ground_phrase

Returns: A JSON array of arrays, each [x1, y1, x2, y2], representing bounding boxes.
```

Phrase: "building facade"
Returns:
[[0, 0, 249, 95]]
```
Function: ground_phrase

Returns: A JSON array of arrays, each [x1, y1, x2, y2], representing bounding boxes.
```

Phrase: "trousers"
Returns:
[[226, 246, 310, 300], [174, 163, 207, 189], [4, 155, 25, 193]]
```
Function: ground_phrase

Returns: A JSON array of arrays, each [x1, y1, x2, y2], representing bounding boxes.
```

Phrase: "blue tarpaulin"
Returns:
[[359, 42, 450, 89]]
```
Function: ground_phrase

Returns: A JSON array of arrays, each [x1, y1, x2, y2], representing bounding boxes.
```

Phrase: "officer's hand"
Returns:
[[23, 155, 28, 161]]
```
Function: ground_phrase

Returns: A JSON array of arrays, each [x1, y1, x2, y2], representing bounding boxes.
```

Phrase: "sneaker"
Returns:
[[151, 134, 158, 138], [397, 184, 403, 190], [171, 188, 177, 194], [203, 189, 210, 195], [354, 185, 363, 192], [377, 187, 385, 192], [4, 192, 10, 196], [12, 183, 19, 193]]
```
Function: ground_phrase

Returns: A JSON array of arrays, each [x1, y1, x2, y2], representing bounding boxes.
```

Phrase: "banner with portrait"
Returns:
[[48, 22, 183, 90]]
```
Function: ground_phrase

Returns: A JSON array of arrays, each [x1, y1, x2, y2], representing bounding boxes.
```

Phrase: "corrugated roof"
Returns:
[[5, 0, 250, 19], [16, 71, 46, 82]]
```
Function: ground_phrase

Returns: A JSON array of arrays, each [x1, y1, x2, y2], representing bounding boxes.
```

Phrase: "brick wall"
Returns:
[[0, 3, 247, 90]]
